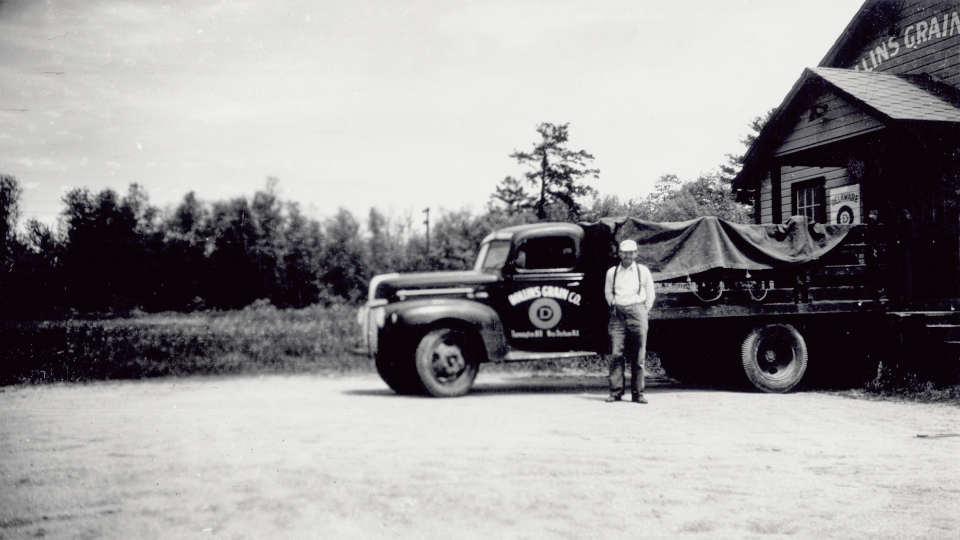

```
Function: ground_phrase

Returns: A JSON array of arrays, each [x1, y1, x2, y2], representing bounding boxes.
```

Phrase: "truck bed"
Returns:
[[650, 225, 886, 320]]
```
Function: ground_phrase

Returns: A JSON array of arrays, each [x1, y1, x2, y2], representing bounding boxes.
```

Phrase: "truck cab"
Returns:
[[357, 222, 609, 397]]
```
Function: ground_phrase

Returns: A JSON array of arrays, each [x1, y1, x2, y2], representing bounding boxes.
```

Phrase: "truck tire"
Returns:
[[741, 323, 807, 393], [414, 327, 480, 397]]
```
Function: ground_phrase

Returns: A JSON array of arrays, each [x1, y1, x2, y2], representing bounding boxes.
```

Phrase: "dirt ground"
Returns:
[[1, 371, 958, 540]]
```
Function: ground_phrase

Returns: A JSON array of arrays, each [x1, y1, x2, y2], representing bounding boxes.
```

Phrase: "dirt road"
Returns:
[[1, 372, 958, 540]]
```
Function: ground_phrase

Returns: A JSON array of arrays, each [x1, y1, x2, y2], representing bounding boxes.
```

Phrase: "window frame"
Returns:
[[474, 239, 512, 273], [791, 177, 827, 223], [510, 235, 579, 273]]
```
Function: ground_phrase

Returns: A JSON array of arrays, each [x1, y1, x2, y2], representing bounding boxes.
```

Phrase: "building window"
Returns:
[[792, 178, 826, 222]]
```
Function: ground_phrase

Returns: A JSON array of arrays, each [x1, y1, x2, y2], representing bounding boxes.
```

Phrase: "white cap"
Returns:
[[619, 239, 638, 252]]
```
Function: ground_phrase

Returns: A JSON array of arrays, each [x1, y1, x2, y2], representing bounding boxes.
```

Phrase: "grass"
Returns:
[[855, 362, 960, 405], [0, 302, 367, 385]]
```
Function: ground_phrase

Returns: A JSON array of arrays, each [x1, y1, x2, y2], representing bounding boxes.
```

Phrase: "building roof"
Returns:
[[732, 67, 960, 195], [810, 67, 960, 122]]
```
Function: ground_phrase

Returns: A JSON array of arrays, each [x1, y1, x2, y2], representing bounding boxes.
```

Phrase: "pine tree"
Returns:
[[510, 123, 599, 220]]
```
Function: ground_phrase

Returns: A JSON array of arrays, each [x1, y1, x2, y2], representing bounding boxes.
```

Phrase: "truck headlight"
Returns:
[[371, 305, 386, 328], [357, 299, 388, 325]]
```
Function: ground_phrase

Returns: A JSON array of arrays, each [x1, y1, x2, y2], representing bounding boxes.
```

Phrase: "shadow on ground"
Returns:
[[469, 375, 683, 396], [342, 375, 737, 398]]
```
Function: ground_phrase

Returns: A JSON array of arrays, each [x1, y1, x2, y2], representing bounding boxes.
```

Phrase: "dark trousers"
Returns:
[[608, 304, 649, 398]]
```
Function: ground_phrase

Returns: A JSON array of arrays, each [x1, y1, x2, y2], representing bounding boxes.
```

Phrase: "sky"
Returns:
[[0, 0, 867, 228]]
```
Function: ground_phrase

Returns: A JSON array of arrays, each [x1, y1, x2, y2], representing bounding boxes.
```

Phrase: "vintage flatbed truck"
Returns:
[[356, 215, 957, 397]]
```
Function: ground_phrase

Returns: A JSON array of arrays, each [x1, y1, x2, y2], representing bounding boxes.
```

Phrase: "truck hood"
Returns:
[[369, 270, 499, 302]]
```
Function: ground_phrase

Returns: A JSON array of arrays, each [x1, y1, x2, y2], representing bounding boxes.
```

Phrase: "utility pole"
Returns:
[[423, 207, 430, 258]]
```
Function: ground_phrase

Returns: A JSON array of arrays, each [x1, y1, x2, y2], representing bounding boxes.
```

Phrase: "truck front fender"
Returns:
[[382, 299, 508, 361]]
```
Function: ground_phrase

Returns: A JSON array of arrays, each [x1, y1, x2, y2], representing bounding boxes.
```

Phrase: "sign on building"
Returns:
[[828, 184, 861, 225]]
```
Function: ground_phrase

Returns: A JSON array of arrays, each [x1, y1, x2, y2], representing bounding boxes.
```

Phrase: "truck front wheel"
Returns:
[[415, 328, 481, 397], [741, 323, 808, 393]]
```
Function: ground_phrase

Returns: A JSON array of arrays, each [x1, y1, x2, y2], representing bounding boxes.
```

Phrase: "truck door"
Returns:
[[499, 234, 587, 352]]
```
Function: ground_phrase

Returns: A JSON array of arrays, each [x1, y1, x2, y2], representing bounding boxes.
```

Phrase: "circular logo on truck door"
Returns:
[[528, 298, 562, 329]]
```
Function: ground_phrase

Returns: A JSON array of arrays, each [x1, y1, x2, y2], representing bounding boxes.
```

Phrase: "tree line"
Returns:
[[0, 117, 768, 318]]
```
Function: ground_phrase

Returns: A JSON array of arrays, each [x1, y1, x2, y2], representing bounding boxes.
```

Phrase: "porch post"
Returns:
[[771, 163, 782, 224]]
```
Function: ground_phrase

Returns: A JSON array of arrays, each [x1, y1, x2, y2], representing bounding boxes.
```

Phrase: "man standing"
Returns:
[[604, 239, 656, 404]]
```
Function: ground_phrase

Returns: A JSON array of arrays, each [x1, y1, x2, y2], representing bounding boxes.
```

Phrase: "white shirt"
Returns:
[[604, 262, 656, 309]]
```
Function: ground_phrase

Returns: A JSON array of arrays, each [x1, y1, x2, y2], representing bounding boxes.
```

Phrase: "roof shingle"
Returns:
[[810, 67, 960, 122]]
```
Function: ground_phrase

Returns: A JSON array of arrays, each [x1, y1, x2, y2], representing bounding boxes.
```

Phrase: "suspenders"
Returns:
[[612, 263, 643, 305]]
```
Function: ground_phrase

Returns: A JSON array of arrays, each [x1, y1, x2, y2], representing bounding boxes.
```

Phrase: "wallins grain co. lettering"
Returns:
[[853, 11, 959, 71], [508, 286, 582, 307]]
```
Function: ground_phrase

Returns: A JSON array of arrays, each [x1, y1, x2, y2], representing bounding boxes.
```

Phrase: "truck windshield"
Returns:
[[474, 240, 511, 272]]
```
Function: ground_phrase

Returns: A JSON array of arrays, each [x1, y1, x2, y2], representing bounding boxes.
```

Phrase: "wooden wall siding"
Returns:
[[758, 167, 849, 224], [775, 90, 886, 157], [840, 0, 960, 86]]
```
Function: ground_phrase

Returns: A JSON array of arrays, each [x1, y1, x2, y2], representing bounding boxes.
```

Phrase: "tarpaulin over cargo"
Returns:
[[579, 215, 854, 281]]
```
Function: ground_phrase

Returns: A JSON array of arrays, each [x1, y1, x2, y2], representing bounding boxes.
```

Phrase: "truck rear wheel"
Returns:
[[741, 323, 807, 393], [414, 328, 480, 397]]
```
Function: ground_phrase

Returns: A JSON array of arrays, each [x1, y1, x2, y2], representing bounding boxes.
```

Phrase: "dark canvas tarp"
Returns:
[[580, 215, 854, 281]]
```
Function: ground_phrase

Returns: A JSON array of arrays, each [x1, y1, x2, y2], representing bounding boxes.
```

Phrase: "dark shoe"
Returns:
[[632, 395, 648, 404], [605, 396, 621, 403]]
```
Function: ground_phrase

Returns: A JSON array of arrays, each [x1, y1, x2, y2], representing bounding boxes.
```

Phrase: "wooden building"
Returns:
[[733, 0, 960, 310]]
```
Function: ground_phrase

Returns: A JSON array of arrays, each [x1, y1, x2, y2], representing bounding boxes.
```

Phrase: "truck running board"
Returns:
[[502, 351, 600, 362]]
